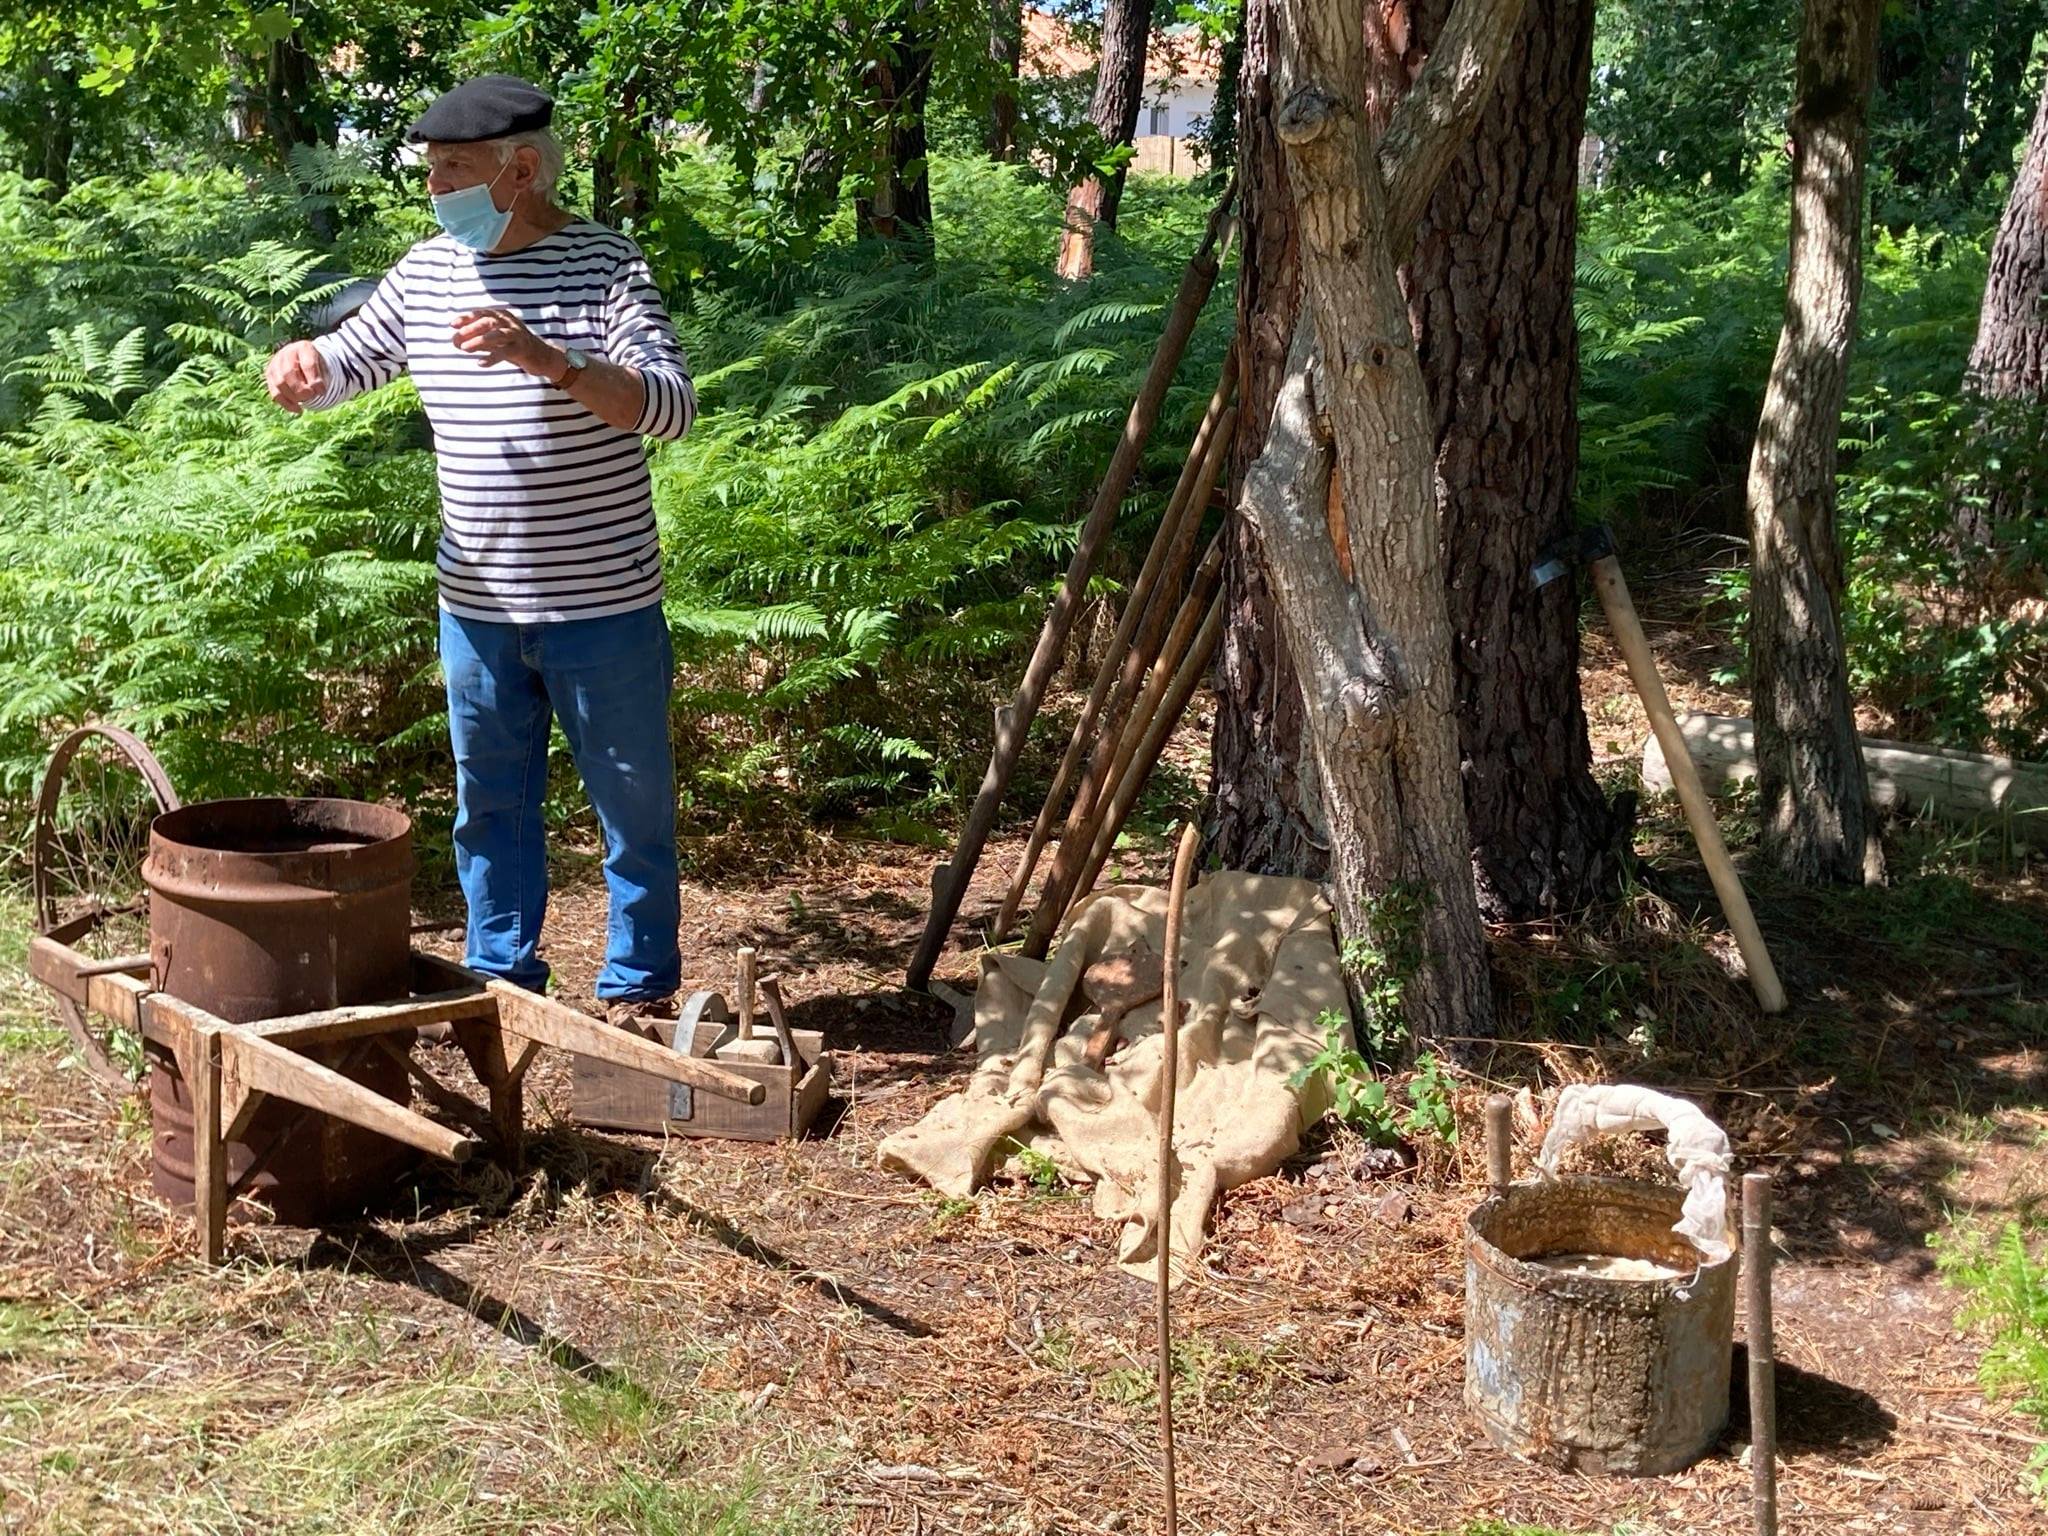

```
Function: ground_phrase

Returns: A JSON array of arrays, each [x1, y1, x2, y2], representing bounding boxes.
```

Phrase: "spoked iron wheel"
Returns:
[[32, 725, 179, 1089]]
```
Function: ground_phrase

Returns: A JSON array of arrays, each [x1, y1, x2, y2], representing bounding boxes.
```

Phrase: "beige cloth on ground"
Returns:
[[878, 872, 1349, 1284]]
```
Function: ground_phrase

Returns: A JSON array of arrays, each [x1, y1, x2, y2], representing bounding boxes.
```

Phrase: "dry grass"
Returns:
[[5, 649, 2048, 1533]]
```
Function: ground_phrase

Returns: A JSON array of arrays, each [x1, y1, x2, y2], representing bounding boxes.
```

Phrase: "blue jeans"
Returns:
[[438, 603, 681, 1001]]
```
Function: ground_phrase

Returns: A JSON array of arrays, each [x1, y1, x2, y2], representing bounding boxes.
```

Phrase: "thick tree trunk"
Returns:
[[1962, 73, 2048, 484], [859, 3, 937, 258], [1249, 0, 1530, 1046], [1380, 0, 1626, 919], [1956, 70, 2048, 541], [1744, 0, 1886, 887], [1056, 0, 1155, 280], [987, 0, 1022, 162], [1210, 0, 1325, 876]]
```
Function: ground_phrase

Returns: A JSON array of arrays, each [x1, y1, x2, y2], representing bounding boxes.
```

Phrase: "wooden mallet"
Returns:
[[1535, 525, 1787, 1014]]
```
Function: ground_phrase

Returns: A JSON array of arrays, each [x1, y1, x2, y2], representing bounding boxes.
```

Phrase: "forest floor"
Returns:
[[3, 583, 2046, 1535]]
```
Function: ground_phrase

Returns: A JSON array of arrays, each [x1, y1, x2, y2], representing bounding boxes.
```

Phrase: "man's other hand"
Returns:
[[264, 340, 328, 414], [451, 308, 563, 381]]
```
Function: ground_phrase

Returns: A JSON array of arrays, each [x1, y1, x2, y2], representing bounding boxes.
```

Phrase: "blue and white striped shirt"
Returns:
[[309, 219, 695, 623]]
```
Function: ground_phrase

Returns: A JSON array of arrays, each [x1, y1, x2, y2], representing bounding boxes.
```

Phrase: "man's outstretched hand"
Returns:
[[265, 340, 328, 414]]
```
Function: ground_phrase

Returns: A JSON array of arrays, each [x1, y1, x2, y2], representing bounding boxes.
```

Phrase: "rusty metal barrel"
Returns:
[[143, 797, 418, 1224], [1465, 1176, 1736, 1475]]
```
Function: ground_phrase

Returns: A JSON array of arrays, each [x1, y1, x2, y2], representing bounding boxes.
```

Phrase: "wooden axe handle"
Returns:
[[1589, 554, 1787, 1014]]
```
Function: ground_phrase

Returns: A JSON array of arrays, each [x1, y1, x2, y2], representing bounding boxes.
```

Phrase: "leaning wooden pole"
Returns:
[[906, 180, 1239, 992], [1025, 541, 1224, 955], [1065, 594, 1224, 924], [991, 359, 1239, 942], [1744, 1171, 1780, 1536], [1156, 821, 1200, 1535]]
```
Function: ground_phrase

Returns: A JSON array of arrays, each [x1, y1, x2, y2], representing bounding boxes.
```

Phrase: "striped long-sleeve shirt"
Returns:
[[309, 219, 695, 623]]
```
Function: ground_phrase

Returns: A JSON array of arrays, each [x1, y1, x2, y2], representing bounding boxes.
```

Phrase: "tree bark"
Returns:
[[1744, 0, 1886, 887], [987, 0, 1022, 162], [858, 1, 936, 256], [1379, 0, 1626, 919], [1252, 0, 1530, 1045], [593, 79, 657, 231], [1961, 69, 2048, 535], [33, 54, 75, 199], [1955, 67, 2048, 542], [1210, 0, 1325, 876], [1056, 0, 1156, 280]]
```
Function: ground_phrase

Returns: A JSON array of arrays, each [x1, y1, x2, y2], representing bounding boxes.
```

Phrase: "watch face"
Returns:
[[565, 347, 590, 370]]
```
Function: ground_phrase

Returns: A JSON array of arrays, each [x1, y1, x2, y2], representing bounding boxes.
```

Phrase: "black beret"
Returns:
[[406, 74, 554, 144]]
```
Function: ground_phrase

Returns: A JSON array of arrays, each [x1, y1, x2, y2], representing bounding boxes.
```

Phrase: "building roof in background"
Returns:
[[1022, 8, 1222, 87]]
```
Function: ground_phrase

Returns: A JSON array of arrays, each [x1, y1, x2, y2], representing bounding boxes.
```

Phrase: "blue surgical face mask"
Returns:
[[431, 157, 514, 252]]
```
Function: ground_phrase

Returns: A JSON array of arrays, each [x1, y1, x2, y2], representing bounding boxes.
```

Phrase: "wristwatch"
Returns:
[[554, 346, 591, 389]]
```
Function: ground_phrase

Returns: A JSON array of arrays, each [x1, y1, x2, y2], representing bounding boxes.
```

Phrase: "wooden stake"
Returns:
[[1590, 553, 1788, 1013], [1744, 1171, 1779, 1536], [992, 368, 1239, 943], [191, 1024, 226, 1266], [1485, 1094, 1512, 1193], [1156, 821, 1201, 1536], [905, 181, 1238, 992]]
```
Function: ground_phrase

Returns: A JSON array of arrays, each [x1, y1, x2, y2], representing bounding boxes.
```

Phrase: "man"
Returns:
[[266, 74, 693, 1026]]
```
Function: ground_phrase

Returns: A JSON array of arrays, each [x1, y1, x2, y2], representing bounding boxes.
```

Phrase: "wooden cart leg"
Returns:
[[190, 1025, 227, 1265]]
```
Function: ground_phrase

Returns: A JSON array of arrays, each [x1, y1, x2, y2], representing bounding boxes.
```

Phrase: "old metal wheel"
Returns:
[[32, 725, 179, 1089]]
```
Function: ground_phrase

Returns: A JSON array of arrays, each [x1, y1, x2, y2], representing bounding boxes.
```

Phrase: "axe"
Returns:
[[1536, 525, 1787, 1014]]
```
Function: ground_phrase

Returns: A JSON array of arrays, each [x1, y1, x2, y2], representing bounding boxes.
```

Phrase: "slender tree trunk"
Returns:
[[593, 80, 658, 230], [988, 0, 1022, 162], [262, 28, 334, 157], [1745, 0, 1886, 887], [1243, 0, 1529, 1046], [1056, 0, 1156, 280], [1211, 0, 1325, 876], [1378, 0, 1626, 919], [34, 54, 75, 199], [859, 2, 937, 257]]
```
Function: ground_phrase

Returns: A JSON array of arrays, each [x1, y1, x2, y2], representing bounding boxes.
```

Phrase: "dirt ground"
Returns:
[[4, 588, 2046, 1536]]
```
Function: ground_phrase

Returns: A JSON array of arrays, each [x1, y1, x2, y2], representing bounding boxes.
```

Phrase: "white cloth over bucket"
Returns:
[[1536, 1084, 1733, 1262], [878, 873, 1349, 1284]]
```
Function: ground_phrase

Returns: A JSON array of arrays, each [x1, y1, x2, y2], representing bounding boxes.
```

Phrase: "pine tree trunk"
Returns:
[[1745, 0, 1886, 887], [34, 54, 74, 199], [1210, 0, 1326, 877], [1959, 72, 2048, 536], [1383, 0, 1626, 919], [593, 80, 657, 231], [1056, 0, 1155, 280], [859, 3, 937, 258], [1245, 0, 1530, 1045], [988, 0, 1022, 162]]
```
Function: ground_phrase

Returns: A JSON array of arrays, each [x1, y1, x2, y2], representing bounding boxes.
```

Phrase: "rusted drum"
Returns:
[[1464, 1176, 1736, 1475], [143, 798, 417, 1224]]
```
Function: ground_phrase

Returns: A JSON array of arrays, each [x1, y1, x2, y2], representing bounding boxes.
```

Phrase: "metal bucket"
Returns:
[[1464, 1176, 1736, 1475], [143, 797, 417, 1224]]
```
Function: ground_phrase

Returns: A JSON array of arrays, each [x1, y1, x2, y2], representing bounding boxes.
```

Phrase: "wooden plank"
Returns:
[[191, 1026, 226, 1265], [29, 934, 149, 1033], [218, 1030, 478, 1164], [374, 1036, 496, 1141], [412, 953, 766, 1107], [239, 990, 499, 1045]]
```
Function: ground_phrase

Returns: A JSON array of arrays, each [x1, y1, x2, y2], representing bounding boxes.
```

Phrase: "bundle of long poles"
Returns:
[[904, 180, 1238, 992], [991, 351, 1236, 956]]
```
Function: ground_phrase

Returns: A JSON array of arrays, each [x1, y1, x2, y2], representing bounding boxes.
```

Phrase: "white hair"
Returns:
[[491, 128, 565, 199]]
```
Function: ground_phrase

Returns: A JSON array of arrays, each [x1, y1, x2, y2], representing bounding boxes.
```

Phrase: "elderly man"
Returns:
[[265, 75, 693, 1026]]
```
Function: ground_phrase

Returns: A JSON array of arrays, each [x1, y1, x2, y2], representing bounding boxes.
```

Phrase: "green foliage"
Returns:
[[1290, 1013, 1456, 1150], [1336, 880, 1433, 1057], [1934, 1217, 2048, 1494]]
